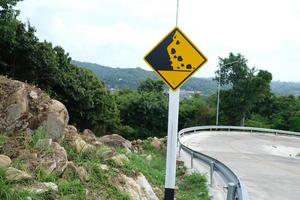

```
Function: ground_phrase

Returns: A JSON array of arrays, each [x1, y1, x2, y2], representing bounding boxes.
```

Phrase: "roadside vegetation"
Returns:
[[0, 130, 210, 200], [122, 139, 211, 200], [1, 0, 299, 141]]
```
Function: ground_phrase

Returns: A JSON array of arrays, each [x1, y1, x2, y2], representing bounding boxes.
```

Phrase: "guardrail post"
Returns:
[[226, 182, 236, 200], [178, 144, 181, 156], [210, 161, 215, 186], [191, 152, 194, 168]]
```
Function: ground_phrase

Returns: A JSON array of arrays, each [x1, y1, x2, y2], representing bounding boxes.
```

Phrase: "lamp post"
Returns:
[[216, 60, 240, 126]]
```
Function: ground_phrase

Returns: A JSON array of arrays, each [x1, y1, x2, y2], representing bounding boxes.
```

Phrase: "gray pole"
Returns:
[[164, 89, 180, 200], [216, 64, 221, 126]]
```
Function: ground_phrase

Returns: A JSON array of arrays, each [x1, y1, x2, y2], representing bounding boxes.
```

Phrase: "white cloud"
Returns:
[[17, 0, 300, 81]]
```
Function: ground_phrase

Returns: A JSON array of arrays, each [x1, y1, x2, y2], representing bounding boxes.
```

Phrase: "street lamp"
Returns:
[[216, 60, 240, 126]]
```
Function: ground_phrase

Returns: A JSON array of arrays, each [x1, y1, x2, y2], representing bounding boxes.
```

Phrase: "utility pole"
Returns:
[[216, 64, 221, 126]]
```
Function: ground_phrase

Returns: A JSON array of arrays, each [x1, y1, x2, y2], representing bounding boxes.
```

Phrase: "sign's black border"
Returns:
[[144, 27, 208, 91]]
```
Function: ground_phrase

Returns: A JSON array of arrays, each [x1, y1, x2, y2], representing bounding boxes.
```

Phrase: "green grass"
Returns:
[[297, 153, 300, 157], [0, 167, 55, 200], [31, 128, 49, 147], [177, 173, 211, 200], [123, 140, 166, 186], [1, 131, 211, 200], [61, 141, 133, 200], [124, 140, 211, 200], [36, 167, 58, 182], [0, 134, 7, 147], [58, 179, 85, 200]]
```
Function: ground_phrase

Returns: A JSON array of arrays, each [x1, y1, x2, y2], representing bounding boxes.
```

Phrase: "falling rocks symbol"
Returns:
[[144, 27, 207, 90]]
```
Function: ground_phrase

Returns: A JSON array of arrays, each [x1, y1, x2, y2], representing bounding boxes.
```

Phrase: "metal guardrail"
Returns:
[[178, 126, 300, 200]]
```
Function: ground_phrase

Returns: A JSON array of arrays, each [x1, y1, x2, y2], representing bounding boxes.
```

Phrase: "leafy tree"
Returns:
[[269, 95, 300, 130], [0, 2, 119, 135], [179, 95, 215, 129], [116, 90, 168, 139], [289, 111, 300, 132], [137, 78, 164, 93], [245, 114, 271, 128], [216, 53, 272, 125]]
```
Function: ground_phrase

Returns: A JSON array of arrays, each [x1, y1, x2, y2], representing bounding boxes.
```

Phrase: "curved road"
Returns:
[[181, 131, 300, 200]]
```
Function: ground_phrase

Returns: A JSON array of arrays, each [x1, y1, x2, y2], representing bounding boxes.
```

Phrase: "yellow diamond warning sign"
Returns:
[[144, 27, 207, 90]]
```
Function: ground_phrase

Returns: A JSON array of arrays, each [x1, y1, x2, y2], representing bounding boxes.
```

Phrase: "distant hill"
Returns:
[[72, 60, 300, 96]]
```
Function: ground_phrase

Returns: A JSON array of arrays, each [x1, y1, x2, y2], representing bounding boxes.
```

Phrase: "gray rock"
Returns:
[[40, 100, 69, 141], [116, 173, 158, 200], [29, 91, 38, 99], [99, 134, 132, 151], [99, 164, 109, 171], [5, 84, 28, 124], [0, 154, 11, 167], [73, 137, 96, 153], [62, 161, 89, 182], [6, 167, 32, 181], [37, 142, 68, 175], [35, 139, 52, 150], [27, 182, 58, 194], [111, 154, 129, 166]]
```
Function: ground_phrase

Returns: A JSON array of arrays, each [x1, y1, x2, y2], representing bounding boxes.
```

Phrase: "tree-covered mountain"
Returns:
[[72, 60, 300, 96]]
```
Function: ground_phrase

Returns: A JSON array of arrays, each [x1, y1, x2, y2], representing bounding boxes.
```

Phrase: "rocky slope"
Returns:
[[0, 76, 161, 200]]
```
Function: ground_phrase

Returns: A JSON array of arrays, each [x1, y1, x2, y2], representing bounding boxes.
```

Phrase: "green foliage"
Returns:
[[0, 3, 120, 135], [216, 53, 272, 125], [179, 95, 215, 129], [72, 60, 226, 96], [289, 111, 300, 132], [116, 90, 168, 139], [0, 134, 7, 148], [268, 95, 300, 131], [245, 114, 271, 128], [137, 78, 165, 93], [177, 173, 211, 200], [73, 60, 300, 96]]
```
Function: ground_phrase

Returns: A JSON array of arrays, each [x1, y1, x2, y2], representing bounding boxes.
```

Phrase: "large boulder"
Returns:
[[116, 173, 158, 200], [0, 80, 29, 133], [39, 100, 69, 141], [81, 129, 102, 146], [36, 141, 68, 175], [5, 83, 28, 125], [0, 76, 69, 141], [99, 134, 132, 151]]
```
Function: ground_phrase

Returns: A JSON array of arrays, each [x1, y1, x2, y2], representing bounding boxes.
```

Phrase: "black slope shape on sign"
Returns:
[[145, 30, 176, 71]]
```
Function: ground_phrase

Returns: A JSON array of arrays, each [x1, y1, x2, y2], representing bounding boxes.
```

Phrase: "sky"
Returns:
[[17, 0, 300, 81]]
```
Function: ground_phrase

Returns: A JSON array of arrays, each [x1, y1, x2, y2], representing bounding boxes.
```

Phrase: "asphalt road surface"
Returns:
[[181, 131, 300, 200]]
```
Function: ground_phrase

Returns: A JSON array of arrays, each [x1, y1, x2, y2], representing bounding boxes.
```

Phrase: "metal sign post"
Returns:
[[143, 2, 207, 199], [164, 89, 180, 199]]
